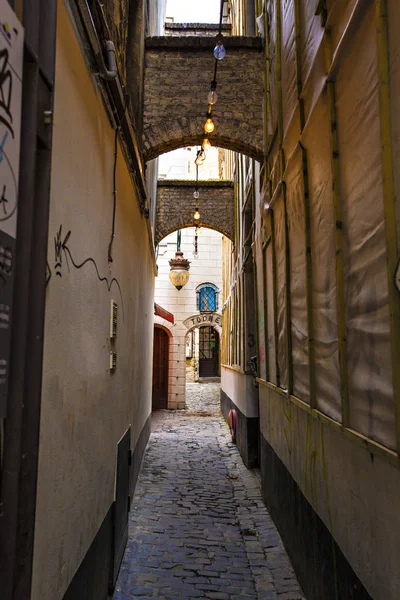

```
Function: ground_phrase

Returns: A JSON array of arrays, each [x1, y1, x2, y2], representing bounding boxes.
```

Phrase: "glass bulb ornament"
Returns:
[[202, 138, 211, 151], [204, 117, 215, 134], [207, 90, 218, 105], [213, 41, 226, 60], [193, 190, 200, 199], [169, 251, 190, 291], [194, 209, 201, 221], [195, 149, 206, 166]]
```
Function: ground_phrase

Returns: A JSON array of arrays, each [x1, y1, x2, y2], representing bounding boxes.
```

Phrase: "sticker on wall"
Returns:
[[0, 0, 23, 417]]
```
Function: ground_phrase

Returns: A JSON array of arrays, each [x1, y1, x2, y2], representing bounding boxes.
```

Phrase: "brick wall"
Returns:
[[156, 180, 234, 245], [165, 23, 232, 37]]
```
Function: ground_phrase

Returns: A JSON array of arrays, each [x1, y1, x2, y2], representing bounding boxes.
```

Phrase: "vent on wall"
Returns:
[[110, 351, 117, 372], [110, 300, 118, 339]]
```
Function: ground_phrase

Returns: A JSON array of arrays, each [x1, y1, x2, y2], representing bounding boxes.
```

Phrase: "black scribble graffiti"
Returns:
[[0, 184, 8, 215], [51, 225, 124, 316], [54, 225, 69, 277], [0, 244, 12, 285], [0, 48, 14, 138]]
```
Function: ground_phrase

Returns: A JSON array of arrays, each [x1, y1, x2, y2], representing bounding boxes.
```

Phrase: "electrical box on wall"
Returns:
[[110, 300, 118, 339], [110, 351, 117, 372]]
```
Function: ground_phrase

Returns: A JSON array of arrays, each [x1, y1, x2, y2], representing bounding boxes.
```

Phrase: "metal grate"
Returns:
[[110, 351, 117, 371], [110, 300, 118, 339]]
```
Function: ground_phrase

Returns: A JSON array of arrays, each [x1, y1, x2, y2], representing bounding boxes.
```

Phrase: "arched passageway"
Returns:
[[156, 180, 234, 246]]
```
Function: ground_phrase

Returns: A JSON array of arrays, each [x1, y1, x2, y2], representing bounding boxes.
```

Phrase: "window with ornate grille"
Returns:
[[197, 283, 219, 313]]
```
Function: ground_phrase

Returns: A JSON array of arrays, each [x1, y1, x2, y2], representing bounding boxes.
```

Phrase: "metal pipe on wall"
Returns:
[[76, 0, 117, 80]]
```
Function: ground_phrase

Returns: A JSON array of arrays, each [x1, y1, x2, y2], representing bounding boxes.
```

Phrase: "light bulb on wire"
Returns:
[[204, 117, 215, 134], [194, 209, 201, 221], [195, 149, 206, 166], [202, 138, 211, 151], [213, 41, 226, 60], [208, 90, 218, 105]]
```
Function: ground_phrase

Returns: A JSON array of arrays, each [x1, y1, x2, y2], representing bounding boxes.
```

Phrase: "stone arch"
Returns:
[[158, 223, 229, 247], [154, 315, 174, 334], [186, 320, 222, 337], [156, 180, 234, 246], [143, 36, 264, 163], [145, 133, 263, 163], [183, 313, 223, 336]]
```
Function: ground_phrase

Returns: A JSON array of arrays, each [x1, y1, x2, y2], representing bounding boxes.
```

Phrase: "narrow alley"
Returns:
[[114, 384, 304, 600], [2, 1, 400, 600]]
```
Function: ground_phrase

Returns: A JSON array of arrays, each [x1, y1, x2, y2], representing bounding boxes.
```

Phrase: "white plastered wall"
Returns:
[[31, 4, 155, 598]]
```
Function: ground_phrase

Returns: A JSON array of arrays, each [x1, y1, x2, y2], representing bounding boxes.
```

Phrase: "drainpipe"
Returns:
[[74, 0, 148, 210], [76, 0, 118, 80]]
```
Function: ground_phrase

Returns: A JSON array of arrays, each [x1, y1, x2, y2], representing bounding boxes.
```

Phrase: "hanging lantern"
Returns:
[[169, 251, 190, 291]]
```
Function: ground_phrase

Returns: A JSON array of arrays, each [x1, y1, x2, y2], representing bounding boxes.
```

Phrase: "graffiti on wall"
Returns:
[[47, 225, 124, 314]]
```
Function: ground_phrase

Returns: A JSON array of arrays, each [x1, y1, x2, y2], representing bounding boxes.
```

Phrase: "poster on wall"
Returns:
[[0, 0, 24, 417]]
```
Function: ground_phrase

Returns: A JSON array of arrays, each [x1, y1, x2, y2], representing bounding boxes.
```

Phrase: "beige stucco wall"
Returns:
[[259, 384, 400, 600], [31, 4, 155, 599]]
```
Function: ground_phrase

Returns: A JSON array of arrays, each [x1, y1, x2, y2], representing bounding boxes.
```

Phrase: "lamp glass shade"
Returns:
[[169, 269, 190, 291], [204, 118, 215, 134], [169, 250, 190, 291]]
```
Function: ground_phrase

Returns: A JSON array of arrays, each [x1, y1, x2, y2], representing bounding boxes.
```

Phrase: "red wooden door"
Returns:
[[152, 327, 169, 410]]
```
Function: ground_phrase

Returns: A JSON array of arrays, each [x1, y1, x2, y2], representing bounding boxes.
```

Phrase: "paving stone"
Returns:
[[113, 385, 305, 600]]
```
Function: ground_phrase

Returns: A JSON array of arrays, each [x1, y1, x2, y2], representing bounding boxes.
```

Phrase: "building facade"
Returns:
[[2, 2, 400, 600], [221, 2, 400, 600], [154, 146, 224, 410], [154, 227, 223, 409], [0, 1, 166, 599]]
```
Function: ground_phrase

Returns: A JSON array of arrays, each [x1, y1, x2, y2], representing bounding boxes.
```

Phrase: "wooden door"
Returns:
[[199, 327, 219, 377], [152, 327, 169, 410]]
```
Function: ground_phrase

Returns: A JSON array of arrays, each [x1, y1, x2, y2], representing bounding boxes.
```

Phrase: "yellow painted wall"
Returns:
[[31, 3, 155, 598]]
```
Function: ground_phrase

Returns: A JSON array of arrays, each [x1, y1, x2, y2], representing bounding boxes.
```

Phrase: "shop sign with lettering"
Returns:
[[183, 313, 222, 330]]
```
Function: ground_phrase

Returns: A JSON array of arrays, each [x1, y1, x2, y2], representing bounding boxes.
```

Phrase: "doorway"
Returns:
[[199, 326, 219, 378], [152, 327, 169, 410]]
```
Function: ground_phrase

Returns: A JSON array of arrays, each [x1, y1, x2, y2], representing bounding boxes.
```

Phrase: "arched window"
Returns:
[[196, 283, 219, 313]]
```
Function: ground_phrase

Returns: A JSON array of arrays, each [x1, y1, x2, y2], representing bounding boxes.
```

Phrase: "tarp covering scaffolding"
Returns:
[[260, 0, 399, 451]]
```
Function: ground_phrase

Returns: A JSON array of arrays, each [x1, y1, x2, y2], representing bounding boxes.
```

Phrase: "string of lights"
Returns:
[[170, 2, 228, 289], [196, 0, 227, 166], [192, 0, 227, 232]]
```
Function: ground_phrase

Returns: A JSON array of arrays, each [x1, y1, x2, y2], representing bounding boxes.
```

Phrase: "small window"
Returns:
[[197, 283, 219, 313]]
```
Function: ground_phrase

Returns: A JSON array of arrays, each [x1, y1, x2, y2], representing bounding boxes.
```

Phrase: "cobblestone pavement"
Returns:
[[113, 397, 305, 600], [185, 382, 221, 414]]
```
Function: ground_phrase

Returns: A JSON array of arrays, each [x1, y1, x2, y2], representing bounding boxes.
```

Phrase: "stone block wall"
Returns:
[[143, 36, 264, 161], [165, 23, 232, 37], [156, 180, 234, 245]]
